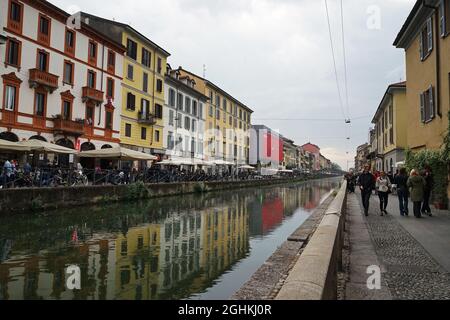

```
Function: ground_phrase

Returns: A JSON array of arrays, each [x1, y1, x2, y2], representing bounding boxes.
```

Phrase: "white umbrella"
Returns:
[[239, 165, 255, 170], [79, 146, 157, 160], [0, 139, 31, 152], [214, 159, 234, 165], [19, 139, 77, 154]]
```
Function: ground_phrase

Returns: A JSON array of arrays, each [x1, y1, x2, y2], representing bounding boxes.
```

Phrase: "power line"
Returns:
[[324, 0, 347, 121], [253, 115, 370, 121], [340, 0, 351, 119]]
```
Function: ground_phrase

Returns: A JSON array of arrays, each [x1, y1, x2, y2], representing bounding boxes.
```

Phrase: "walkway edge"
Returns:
[[275, 180, 347, 300]]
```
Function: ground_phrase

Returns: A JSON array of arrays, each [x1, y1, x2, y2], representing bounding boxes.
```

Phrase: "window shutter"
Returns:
[[429, 86, 435, 119], [419, 31, 424, 60], [428, 18, 433, 52], [441, 0, 446, 36], [420, 93, 425, 123]]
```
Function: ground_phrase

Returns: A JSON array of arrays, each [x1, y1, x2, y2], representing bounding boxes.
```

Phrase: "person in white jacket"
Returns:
[[376, 171, 392, 216]]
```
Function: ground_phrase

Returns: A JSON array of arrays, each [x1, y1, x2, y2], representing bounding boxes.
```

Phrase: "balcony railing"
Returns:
[[82, 87, 104, 104], [137, 111, 156, 125], [29, 69, 59, 93], [53, 117, 84, 136]]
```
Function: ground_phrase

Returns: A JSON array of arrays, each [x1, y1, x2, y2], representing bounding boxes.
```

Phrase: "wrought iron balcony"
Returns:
[[137, 111, 156, 125], [53, 117, 85, 136], [29, 68, 59, 93], [82, 86, 104, 104]]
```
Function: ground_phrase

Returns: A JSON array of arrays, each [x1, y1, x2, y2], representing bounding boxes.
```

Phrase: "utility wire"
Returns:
[[340, 0, 351, 119], [324, 0, 347, 121]]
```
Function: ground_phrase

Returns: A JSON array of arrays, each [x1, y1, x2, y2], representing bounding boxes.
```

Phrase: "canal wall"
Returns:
[[232, 180, 347, 300], [0, 175, 338, 215]]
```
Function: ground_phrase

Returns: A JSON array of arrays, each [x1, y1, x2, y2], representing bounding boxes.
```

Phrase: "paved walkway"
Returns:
[[345, 191, 450, 300]]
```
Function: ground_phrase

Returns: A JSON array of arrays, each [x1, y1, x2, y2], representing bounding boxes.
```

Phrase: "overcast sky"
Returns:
[[50, 0, 415, 169]]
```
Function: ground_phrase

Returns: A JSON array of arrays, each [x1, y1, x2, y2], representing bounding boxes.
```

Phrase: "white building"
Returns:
[[163, 65, 208, 166], [0, 0, 125, 166]]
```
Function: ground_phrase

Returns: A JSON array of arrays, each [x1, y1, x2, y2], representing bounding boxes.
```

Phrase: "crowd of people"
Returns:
[[345, 164, 434, 219]]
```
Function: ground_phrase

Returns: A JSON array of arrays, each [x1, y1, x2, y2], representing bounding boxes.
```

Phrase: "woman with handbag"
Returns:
[[376, 171, 392, 216]]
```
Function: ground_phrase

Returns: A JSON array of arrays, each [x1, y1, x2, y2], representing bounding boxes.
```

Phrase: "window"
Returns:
[[127, 93, 136, 111], [127, 39, 137, 60], [167, 132, 174, 150], [143, 72, 148, 92], [127, 65, 134, 80], [420, 17, 433, 60], [142, 48, 151, 68], [157, 57, 162, 73], [125, 124, 132, 137], [88, 40, 97, 65], [169, 110, 174, 126], [86, 105, 94, 125], [177, 115, 182, 128], [155, 104, 163, 119], [6, 38, 20, 67], [440, 0, 450, 37], [107, 50, 115, 73], [192, 100, 197, 116], [107, 78, 114, 98], [192, 119, 196, 132], [65, 29, 76, 56], [229, 116, 232, 125], [105, 111, 112, 129], [390, 127, 394, 145], [35, 92, 46, 117], [216, 109, 221, 121], [38, 15, 51, 45], [216, 96, 220, 107], [141, 127, 147, 140], [209, 106, 213, 117], [389, 105, 393, 125], [9, 1, 23, 29], [140, 99, 150, 116], [62, 100, 71, 120], [185, 97, 191, 114], [4, 85, 16, 111], [156, 79, 163, 93], [155, 130, 160, 142], [420, 86, 436, 123], [199, 103, 203, 119], [63, 61, 74, 85], [177, 93, 184, 111], [37, 50, 48, 72], [169, 89, 176, 107], [87, 70, 96, 88]]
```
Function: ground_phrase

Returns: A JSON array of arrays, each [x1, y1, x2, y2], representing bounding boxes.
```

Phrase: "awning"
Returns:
[[79, 146, 157, 160], [0, 139, 31, 152], [239, 165, 255, 170], [18, 140, 77, 154], [214, 159, 234, 165]]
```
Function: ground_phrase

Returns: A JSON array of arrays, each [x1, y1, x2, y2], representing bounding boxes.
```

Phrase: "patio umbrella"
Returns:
[[0, 139, 31, 152], [18, 139, 77, 154], [79, 146, 157, 161], [239, 165, 255, 170]]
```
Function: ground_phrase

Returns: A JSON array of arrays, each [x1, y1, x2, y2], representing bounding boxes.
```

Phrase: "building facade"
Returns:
[[249, 125, 283, 169], [0, 0, 125, 164], [81, 12, 170, 160], [355, 143, 370, 172], [178, 67, 253, 165], [301, 143, 321, 172], [371, 81, 407, 173], [281, 137, 297, 170], [163, 65, 209, 164]]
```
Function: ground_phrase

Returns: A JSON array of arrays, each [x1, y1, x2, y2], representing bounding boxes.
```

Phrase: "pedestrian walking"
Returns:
[[394, 168, 409, 216], [421, 166, 434, 217], [407, 169, 426, 219], [357, 164, 375, 216], [376, 171, 392, 216]]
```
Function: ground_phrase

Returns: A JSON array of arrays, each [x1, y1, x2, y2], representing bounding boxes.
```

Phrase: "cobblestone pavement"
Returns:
[[349, 191, 450, 300]]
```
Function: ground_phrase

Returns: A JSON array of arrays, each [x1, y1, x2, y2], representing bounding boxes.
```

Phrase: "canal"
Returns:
[[0, 177, 340, 300]]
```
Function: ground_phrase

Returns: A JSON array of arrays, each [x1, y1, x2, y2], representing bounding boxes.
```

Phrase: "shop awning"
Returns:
[[0, 139, 31, 152], [239, 165, 256, 170], [79, 146, 157, 160], [18, 140, 77, 154], [214, 159, 234, 165]]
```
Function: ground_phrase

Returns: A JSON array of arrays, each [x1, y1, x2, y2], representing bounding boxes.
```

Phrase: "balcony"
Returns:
[[53, 117, 84, 136], [29, 69, 59, 93], [137, 111, 157, 125], [82, 86, 104, 104]]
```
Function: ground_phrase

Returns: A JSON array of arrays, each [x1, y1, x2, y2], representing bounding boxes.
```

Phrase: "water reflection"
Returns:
[[0, 178, 339, 300]]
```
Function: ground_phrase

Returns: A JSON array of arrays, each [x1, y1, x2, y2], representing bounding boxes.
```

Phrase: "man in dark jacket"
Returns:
[[357, 164, 375, 216], [421, 166, 434, 217]]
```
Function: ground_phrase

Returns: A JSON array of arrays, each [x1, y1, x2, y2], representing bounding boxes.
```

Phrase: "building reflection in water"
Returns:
[[0, 179, 339, 300]]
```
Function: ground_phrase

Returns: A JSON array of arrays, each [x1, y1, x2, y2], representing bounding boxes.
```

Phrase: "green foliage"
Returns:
[[125, 181, 150, 200], [405, 149, 448, 206], [30, 196, 44, 212], [193, 182, 208, 194]]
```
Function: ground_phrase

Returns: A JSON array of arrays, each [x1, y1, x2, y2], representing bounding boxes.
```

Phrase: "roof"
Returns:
[[26, 1, 125, 53], [301, 142, 320, 149], [178, 67, 254, 114], [81, 12, 170, 57], [371, 81, 406, 124], [393, 0, 422, 46], [165, 74, 210, 101]]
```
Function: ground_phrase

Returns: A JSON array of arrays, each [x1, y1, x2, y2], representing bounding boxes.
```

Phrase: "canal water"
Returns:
[[0, 178, 340, 300]]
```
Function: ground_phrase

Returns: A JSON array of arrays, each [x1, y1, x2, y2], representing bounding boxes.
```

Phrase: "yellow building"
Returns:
[[371, 82, 407, 172], [82, 13, 170, 159], [177, 68, 253, 165]]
